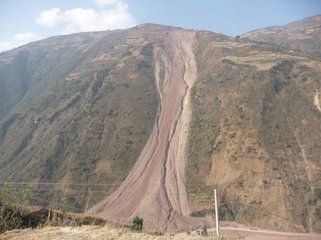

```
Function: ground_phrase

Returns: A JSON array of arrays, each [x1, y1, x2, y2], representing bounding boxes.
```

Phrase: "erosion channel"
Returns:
[[88, 30, 208, 232]]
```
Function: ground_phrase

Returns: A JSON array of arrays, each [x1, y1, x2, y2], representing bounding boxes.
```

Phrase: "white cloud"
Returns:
[[94, 0, 120, 6], [35, 8, 61, 28], [0, 32, 43, 52], [0, 0, 136, 52], [0, 41, 16, 52], [14, 33, 43, 42], [35, 1, 136, 34]]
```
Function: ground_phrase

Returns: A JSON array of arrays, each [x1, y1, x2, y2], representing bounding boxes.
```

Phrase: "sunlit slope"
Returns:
[[242, 15, 321, 58], [187, 30, 321, 232], [0, 19, 321, 233]]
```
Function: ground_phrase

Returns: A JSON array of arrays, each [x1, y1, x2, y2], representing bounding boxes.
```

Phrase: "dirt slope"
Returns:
[[88, 30, 209, 232]]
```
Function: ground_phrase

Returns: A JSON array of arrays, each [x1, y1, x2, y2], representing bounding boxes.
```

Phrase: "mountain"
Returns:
[[0, 25, 163, 208], [1, 17, 321, 233], [241, 15, 321, 58], [189, 31, 321, 233]]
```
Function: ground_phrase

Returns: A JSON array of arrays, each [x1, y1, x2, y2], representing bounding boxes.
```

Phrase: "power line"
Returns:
[[6, 187, 320, 211], [1, 181, 321, 188], [29, 196, 85, 212], [0, 181, 125, 186], [4, 185, 321, 232], [6, 188, 194, 196]]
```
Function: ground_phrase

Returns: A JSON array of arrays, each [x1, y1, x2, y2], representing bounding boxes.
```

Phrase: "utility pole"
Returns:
[[214, 189, 220, 239]]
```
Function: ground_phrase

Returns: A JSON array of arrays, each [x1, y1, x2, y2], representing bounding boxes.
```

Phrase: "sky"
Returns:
[[0, 0, 321, 52]]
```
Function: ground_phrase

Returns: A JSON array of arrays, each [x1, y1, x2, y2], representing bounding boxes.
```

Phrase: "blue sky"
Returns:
[[0, 0, 321, 52]]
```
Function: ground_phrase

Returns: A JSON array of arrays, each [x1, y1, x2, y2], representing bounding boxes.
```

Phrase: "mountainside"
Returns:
[[1, 16, 321, 233], [241, 15, 321, 58], [188, 31, 321, 232], [0, 25, 164, 208]]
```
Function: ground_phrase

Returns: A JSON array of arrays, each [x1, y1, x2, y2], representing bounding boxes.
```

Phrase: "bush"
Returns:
[[140, 43, 153, 56], [131, 216, 143, 231], [202, 225, 208, 236], [307, 198, 317, 206], [314, 188, 321, 200], [315, 205, 321, 219], [0, 204, 29, 233], [0, 184, 33, 233]]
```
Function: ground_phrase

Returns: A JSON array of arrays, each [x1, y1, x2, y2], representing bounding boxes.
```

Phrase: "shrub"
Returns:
[[314, 188, 321, 200], [202, 225, 208, 236], [59, 191, 68, 223], [315, 205, 321, 219], [229, 132, 236, 139], [140, 43, 153, 56], [131, 216, 143, 231], [0, 184, 33, 233], [307, 198, 317, 206], [0, 204, 29, 232]]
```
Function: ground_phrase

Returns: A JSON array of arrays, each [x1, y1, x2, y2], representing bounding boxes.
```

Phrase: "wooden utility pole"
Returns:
[[214, 189, 220, 239]]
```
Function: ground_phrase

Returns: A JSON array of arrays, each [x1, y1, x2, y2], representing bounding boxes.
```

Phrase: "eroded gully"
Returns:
[[88, 30, 207, 232]]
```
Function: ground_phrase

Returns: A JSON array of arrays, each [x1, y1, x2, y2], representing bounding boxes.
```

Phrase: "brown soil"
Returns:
[[87, 30, 212, 232]]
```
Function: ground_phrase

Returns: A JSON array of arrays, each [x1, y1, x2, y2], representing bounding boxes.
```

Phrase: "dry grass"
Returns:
[[222, 50, 321, 70], [211, 41, 255, 48], [0, 225, 202, 240], [2, 225, 320, 240], [187, 31, 321, 232]]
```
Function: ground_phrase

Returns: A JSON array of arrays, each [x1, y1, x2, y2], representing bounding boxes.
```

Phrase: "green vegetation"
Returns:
[[316, 205, 321, 219], [0, 183, 108, 232], [186, 30, 321, 232], [0, 29, 159, 211], [140, 43, 154, 56], [308, 198, 317, 206], [0, 183, 33, 233], [131, 216, 144, 231], [201, 225, 208, 236], [315, 188, 321, 200], [219, 198, 241, 221], [59, 191, 68, 221]]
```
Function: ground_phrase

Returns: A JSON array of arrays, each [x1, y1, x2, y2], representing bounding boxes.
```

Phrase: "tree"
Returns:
[[131, 216, 143, 231]]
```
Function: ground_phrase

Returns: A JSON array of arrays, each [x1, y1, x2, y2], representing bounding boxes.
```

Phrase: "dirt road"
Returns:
[[87, 30, 207, 232], [218, 227, 321, 240]]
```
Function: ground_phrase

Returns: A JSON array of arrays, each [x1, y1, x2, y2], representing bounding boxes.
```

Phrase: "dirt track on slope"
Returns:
[[87, 31, 210, 232], [218, 227, 321, 240], [314, 90, 321, 112]]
